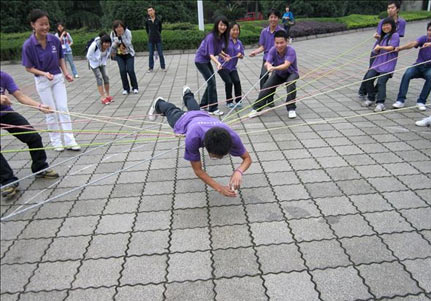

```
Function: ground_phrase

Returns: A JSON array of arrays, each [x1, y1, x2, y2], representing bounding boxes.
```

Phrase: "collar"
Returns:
[[31, 33, 54, 46], [266, 25, 283, 34]]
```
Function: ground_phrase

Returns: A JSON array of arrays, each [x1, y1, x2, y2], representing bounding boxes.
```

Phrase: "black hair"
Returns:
[[204, 127, 233, 157], [379, 17, 397, 46], [387, 0, 401, 10], [56, 22, 65, 36], [230, 22, 240, 34], [112, 20, 126, 36], [274, 30, 288, 40], [427, 22, 431, 30], [267, 9, 281, 19], [99, 33, 112, 44], [148, 5, 154, 10], [28, 9, 49, 24], [212, 16, 230, 52]]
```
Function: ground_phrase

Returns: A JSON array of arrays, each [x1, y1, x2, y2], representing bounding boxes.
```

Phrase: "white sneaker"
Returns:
[[182, 86, 191, 97], [415, 116, 431, 127], [54, 146, 64, 152], [392, 101, 405, 109], [248, 110, 258, 118], [417, 103, 426, 111], [149, 97, 163, 121], [122, 90, 128, 95], [362, 100, 374, 107], [288, 110, 297, 119], [209, 109, 224, 116], [133, 89, 139, 94], [74, 74, 79, 78], [374, 103, 385, 112], [66, 144, 81, 151]]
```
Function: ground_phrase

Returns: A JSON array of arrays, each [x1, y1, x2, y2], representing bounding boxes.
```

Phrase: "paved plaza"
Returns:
[[1, 21, 430, 300]]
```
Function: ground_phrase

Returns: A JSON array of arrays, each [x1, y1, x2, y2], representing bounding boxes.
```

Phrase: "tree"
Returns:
[[58, 0, 102, 30]]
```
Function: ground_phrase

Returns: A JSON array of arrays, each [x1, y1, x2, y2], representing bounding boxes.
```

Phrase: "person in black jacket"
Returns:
[[145, 6, 166, 72]]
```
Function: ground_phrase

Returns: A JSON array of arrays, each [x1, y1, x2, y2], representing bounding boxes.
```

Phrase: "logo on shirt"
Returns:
[[51, 45, 57, 53]]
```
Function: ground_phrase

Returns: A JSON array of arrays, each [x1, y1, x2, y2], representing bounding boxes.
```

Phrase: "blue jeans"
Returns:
[[195, 62, 218, 112], [363, 69, 391, 104], [155, 91, 200, 128], [115, 54, 138, 92], [148, 42, 166, 69], [396, 64, 431, 104], [64, 52, 78, 76]]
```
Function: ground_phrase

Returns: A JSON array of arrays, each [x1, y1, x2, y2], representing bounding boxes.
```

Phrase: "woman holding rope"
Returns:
[[22, 9, 80, 152]]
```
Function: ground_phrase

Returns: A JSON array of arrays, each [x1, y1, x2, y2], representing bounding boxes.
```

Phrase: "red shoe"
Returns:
[[101, 97, 110, 105], [106, 96, 114, 103]]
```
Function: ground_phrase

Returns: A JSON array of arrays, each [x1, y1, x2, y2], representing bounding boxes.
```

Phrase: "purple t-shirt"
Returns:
[[371, 33, 400, 73], [218, 38, 244, 71], [173, 111, 246, 161], [266, 45, 298, 76], [372, 18, 406, 52], [195, 33, 225, 64], [259, 25, 285, 61], [22, 33, 64, 76], [415, 35, 431, 66], [0, 71, 19, 116]]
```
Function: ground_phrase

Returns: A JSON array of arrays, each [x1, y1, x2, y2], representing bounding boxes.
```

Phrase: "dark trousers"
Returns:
[[359, 51, 378, 95], [0, 112, 48, 185], [253, 72, 299, 111], [396, 64, 431, 104], [363, 69, 391, 103], [148, 42, 166, 69], [195, 62, 218, 112], [218, 69, 242, 104], [283, 24, 291, 38], [116, 54, 138, 92], [155, 91, 200, 128], [259, 60, 270, 89]]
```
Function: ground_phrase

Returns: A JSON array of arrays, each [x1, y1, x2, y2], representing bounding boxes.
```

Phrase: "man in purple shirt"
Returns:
[[393, 22, 431, 111], [248, 30, 299, 119], [250, 9, 285, 90], [148, 86, 252, 197], [1, 71, 59, 199], [359, 0, 406, 98]]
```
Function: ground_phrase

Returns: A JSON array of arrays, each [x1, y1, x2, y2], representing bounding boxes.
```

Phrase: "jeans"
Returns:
[[396, 64, 431, 104], [0, 112, 48, 185], [116, 54, 138, 92], [195, 62, 218, 112], [218, 69, 242, 104], [363, 69, 391, 103], [64, 52, 78, 76], [155, 91, 200, 128], [148, 42, 166, 69], [91, 65, 109, 86], [359, 51, 378, 95], [253, 72, 299, 111], [259, 60, 269, 89], [283, 24, 291, 37], [35, 74, 77, 147]]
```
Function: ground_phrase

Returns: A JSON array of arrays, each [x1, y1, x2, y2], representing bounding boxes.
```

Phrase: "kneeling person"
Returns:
[[149, 87, 252, 197]]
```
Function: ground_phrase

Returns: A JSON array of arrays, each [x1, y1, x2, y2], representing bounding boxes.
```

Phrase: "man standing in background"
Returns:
[[145, 6, 166, 72]]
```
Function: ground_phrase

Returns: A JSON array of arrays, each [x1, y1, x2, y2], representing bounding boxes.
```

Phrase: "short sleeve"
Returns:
[[207, 34, 215, 56], [258, 28, 266, 46], [21, 42, 34, 68], [397, 19, 406, 37], [266, 47, 274, 64], [229, 131, 246, 157], [415, 35, 426, 48], [285, 47, 296, 64], [184, 136, 202, 161], [2, 73, 19, 94], [376, 20, 383, 34], [239, 41, 245, 55], [389, 33, 400, 48]]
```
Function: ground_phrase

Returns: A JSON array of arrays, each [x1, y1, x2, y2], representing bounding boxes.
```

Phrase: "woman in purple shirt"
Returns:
[[362, 18, 400, 112], [21, 9, 80, 152], [195, 16, 230, 116], [218, 22, 245, 109]]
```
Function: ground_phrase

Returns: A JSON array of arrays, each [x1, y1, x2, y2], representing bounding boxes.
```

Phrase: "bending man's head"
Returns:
[[204, 127, 233, 159]]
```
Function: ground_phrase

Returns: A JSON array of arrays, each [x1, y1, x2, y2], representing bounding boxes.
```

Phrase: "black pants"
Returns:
[[363, 69, 391, 103], [253, 72, 299, 111], [155, 91, 200, 128], [195, 62, 218, 112], [0, 112, 48, 186], [116, 54, 138, 92], [259, 60, 270, 89], [218, 69, 242, 104], [359, 51, 378, 95]]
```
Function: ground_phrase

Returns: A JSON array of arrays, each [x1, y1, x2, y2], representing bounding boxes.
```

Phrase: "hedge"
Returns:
[[1, 11, 430, 61]]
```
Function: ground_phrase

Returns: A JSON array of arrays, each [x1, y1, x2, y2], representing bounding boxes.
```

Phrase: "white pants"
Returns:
[[35, 74, 77, 147]]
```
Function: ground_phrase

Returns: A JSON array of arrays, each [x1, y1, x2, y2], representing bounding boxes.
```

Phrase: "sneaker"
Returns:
[[101, 97, 110, 105], [1, 183, 19, 199], [209, 109, 224, 116], [374, 103, 385, 112], [54, 146, 64, 152], [200, 107, 208, 112], [417, 103, 427, 111], [415, 116, 431, 127], [74, 74, 79, 78], [35, 169, 59, 179], [147, 69, 153, 73], [268, 101, 275, 108], [392, 101, 405, 109], [288, 110, 297, 119], [182, 86, 192, 97], [133, 89, 139, 94], [162, 68, 167, 72], [362, 100, 374, 107], [66, 144, 81, 151], [226, 103, 235, 109], [236, 102, 243, 109], [358, 93, 366, 101], [149, 97, 163, 121], [122, 90, 128, 95], [248, 110, 258, 118]]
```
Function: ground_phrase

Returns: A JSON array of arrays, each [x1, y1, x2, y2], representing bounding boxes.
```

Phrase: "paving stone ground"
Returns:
[[1, 21, 430, 300]]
